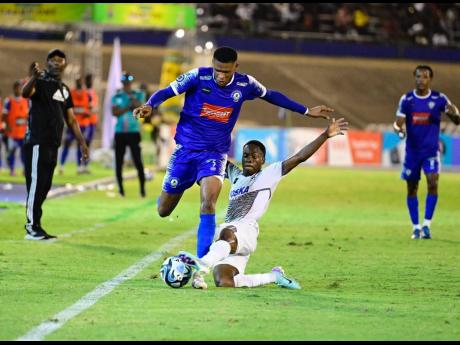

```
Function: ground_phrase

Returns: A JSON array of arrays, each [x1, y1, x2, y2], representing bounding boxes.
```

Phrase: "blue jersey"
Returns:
[[169, 67, 267, 153], [396, 89, 450, 155]]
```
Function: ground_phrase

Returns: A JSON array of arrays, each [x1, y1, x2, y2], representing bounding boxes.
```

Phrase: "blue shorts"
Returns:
[[401, 150, 440, 181], [162, 145, 227, 194]]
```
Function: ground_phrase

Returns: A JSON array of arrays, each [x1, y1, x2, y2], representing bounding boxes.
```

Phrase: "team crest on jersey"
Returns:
[[231, 90, 242, 103], [170, 178, 179, 188], [428, 101, 435, 109]]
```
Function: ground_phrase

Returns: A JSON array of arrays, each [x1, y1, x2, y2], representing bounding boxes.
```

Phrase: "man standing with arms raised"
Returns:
[[22, 49, 89, 240]]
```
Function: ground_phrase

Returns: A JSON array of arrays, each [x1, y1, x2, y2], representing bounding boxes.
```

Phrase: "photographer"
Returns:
[[111, 72, 146, 197]]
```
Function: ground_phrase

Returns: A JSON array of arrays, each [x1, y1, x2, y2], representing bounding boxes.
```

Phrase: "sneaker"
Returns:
[[272, 266, 301, 290], [421, 226, 431, 239], [24, 225, 57, 241], [191, 271, 208, 290], [411, 228, 421, 239]]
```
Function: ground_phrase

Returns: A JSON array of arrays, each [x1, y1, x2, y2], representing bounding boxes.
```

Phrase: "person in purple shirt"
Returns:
[[393, 65, 459, 240], [134, 46, 335, 258]]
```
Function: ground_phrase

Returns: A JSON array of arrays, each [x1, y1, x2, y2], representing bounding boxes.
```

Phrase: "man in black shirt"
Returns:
[[22, 49, 89, 240]]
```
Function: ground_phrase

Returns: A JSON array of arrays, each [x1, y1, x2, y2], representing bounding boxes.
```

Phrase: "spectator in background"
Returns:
[[235, 3, 256, 34], [3, 80, 29, 176], [111, 71, 146, 198], [59, 76, 91, 174], [0, 88, 5, 172], [334, 4, 353, 36], [85, 74, 99, 164], [353, 6, 370, 35]]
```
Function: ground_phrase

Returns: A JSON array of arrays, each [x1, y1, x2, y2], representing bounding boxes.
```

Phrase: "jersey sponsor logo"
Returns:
[[428, 101, 435, 109], [176, 74, 185, 82], [412, 112, 430, 125], [236, 82, 248, 87], [230, 186, 249, 198], [200, 75, 212, 80], [200, 103, 233, 123], [52, 89, 65, 102], [231, 90, 242, 103]]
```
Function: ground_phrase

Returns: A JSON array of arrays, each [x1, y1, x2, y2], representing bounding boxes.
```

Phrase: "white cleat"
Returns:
[[191, 271, 208, 289]]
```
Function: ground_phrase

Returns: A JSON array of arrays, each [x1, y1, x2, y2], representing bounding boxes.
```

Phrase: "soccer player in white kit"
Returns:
[[179, 117, 348, 289]]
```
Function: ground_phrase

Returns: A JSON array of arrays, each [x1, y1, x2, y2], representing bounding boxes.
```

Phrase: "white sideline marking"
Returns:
[[16, 228, 195, 341]]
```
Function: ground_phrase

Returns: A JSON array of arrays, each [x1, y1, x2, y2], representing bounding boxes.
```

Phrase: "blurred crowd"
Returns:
[[197, 3, 460, 47]]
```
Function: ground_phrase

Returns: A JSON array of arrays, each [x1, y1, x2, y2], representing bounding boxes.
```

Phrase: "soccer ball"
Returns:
[[160, 255, 193, 288]]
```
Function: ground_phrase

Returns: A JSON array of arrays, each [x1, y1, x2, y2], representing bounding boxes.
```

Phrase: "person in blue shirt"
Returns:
[[393, 65, 459, 240], [112, 71, 147, 197], [133, 46, 335, 258]]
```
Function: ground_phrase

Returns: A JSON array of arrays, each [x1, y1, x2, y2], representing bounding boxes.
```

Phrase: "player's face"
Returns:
[[213, 59, 238, 87], [414, 69, 431, 92], [242, 145, 265, 176], [46, 56, 66, 77]]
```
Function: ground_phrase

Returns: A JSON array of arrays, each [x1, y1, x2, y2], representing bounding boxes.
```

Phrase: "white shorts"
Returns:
[[213, 219, 259, 274]]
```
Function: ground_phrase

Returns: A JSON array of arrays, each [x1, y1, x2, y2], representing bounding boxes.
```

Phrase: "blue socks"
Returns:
[[406, 196, 419, 226], [197, 214, 216, 258], [424, 194, 438, 221]]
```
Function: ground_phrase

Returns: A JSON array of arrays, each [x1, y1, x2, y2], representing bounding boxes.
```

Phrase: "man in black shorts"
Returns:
[[22, 48, 90, 240]]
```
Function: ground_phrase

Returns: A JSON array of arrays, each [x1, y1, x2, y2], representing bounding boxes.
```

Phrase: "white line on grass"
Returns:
[[16, 228, 196, 341]]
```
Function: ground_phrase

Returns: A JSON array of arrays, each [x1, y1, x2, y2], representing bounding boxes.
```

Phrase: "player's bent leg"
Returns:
[[157, 191, 184, 217], [213, 264, 238, 288], [197, 176, 223, 257], [422, 173, 439, 239]]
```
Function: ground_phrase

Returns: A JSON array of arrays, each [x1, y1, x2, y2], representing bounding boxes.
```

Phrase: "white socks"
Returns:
[[200, 240, 231, 268], [234, 273, 276, 288], [423, 219, 431, 228]]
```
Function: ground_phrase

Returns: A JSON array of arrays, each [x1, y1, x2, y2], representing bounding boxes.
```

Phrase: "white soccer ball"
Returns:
[[160, 256, 193, 288]]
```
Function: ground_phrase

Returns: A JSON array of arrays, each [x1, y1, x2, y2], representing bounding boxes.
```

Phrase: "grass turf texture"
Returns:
[[0, 166, 459, 340]]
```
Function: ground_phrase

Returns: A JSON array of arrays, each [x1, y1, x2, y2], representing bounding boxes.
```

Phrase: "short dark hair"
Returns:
[[244, 140, 266, 157], [414, 65, 433, 78], [47, 48, 66, 61], [213, 46, 238, 63]]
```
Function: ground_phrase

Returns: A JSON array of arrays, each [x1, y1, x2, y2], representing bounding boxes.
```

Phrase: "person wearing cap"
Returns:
[[21, 48, 90, 240], [111, 71, 146, 197]]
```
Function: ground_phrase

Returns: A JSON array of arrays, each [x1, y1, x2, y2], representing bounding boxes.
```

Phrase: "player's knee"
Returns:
[[200, 200, 216, 214], [157, 205, 171, 218]]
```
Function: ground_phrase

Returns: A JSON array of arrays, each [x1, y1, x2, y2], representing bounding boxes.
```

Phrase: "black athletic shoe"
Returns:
[[25, 225, 57, 240]]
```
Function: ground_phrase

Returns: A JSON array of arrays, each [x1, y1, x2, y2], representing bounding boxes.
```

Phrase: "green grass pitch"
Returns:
[[0, 165, 459, 340]]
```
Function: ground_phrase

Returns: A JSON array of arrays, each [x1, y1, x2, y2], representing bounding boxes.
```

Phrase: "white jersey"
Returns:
[[225, 161, 284, 223]]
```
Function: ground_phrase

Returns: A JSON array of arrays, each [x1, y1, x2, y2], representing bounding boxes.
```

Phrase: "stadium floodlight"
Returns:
[[205, 41, 213, 50], [175, 29, 185, 38], [194, 45, 203, 54], [200, 25, 209, 32]]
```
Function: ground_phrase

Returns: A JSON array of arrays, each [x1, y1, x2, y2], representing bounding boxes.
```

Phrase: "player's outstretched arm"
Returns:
[[444, 103, 460, 125], [261, 89, 333, 120], [393, 116, 406, 139], [133, 86, 176, 120], [281, 118, 348, 176]]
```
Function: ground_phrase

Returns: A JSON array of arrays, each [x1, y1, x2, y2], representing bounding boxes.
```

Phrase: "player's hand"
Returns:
[[31, 62, 43, 79], [80, 144, 90, 163], [393, 121, 406, 139], [308, 105, 334, 120], [133, 105, 153, 120], [326, 118, 348, 138]]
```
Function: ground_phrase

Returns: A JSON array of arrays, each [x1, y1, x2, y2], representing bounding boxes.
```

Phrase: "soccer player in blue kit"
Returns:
[[393, 65, 459, 240], [134, 46, 335, 257]]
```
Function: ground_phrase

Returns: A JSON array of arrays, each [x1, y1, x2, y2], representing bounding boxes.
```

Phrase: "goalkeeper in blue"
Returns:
[[178, 117, 348, 289], [393, 65, 460, 240], [134, 46, 335, 259]]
